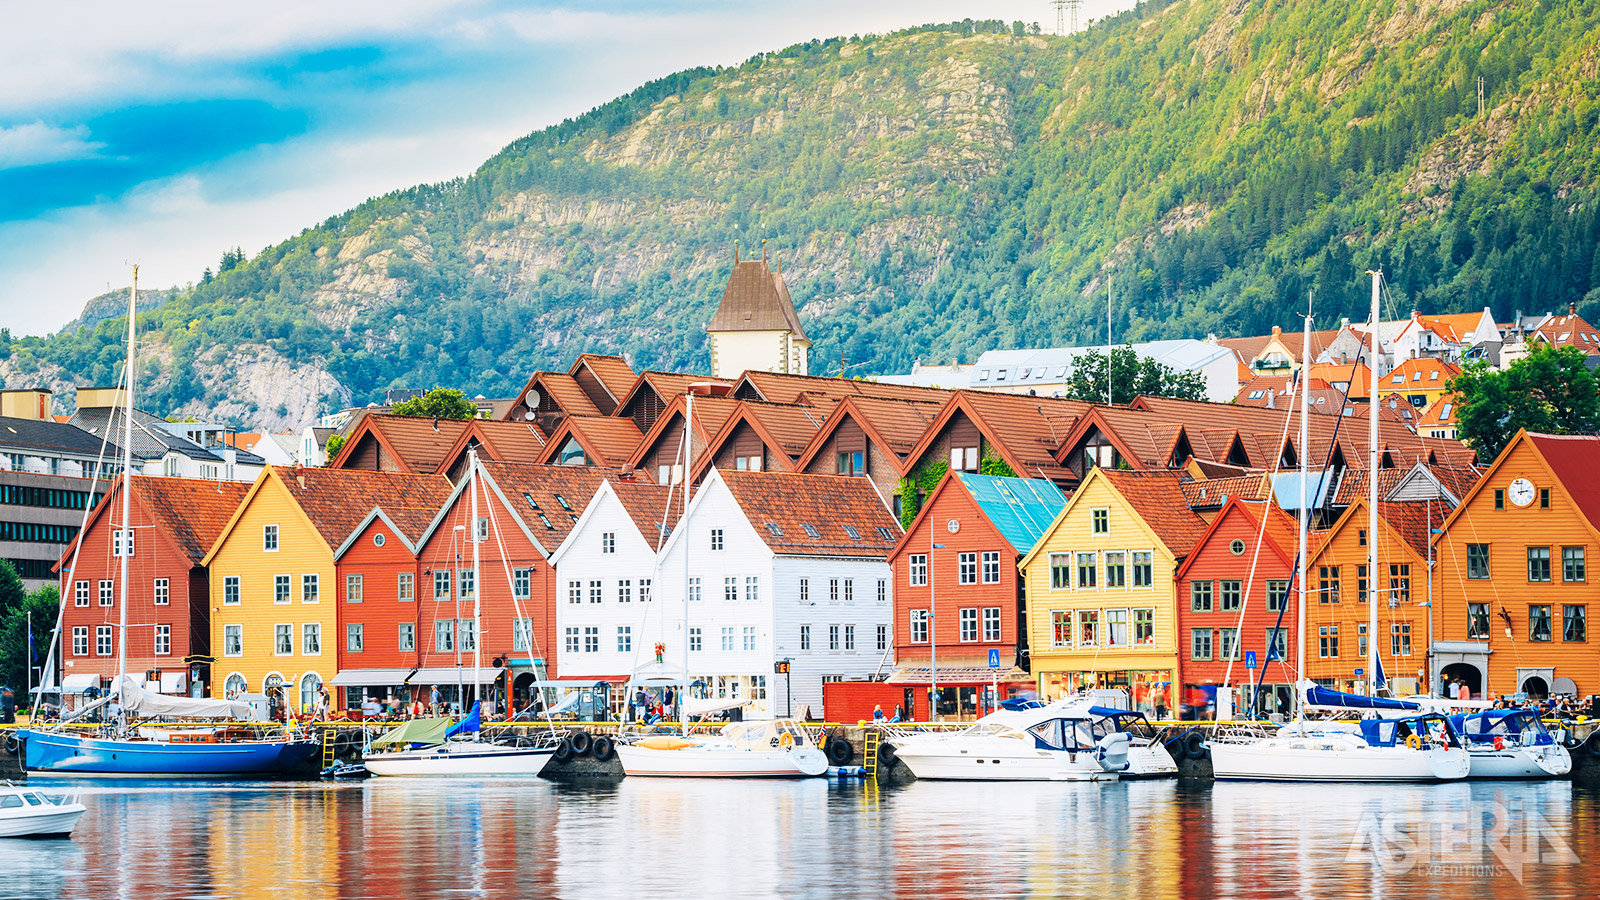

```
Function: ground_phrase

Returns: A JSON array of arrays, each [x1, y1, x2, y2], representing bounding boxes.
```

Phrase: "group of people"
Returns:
[[631, 687, 675, 723]]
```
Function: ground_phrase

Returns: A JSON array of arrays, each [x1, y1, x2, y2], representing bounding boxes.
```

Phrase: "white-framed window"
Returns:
[[1077, 610, 1099, 648], [800, 578, 809, 603], [844, 624, 855, 650], [302, 573, 319, 604], [829, 625, 840, 650], [958, 552, 977, 585], [223, 624, 242, 656], [476, 517, 489, 543], [602, 531, 615, 554], [800, 624, 811, 650], [743, 625, 756, 651], [223, 576, 240, 606], [568, 581, 582, 604], [74, 580, 89, 607], [72, 626, 88, 656], [458, 569, 476, 601], [274, 574, 290, 604], [1105, 609, 1129, 648], [959, 607, 978, 642], [982, 607, 1001, 642], [1049, 553, 1071, 589], [1131, 551, 1153, 588], [459, 619, 476, 652], [721, 627, 735, 651], [909, 609, 929, 643], [1091, 508, 1109, 535], [689, 627, 702, 651], [877, 579, 887, 603], [745, 576, 759, 602], [96, 625, 113, 656], [725, 576, 738, 602], [617, 626, 632, 652], [877, 624, 888, 651], [583, 626, 598, 653], [1134, 608, 1155, 645], [618, 579, 632, 603], [640, 578, 652, 602], [346, 574, 363, 603], [1105, 552, 1126, 587], [436, 620, 455, 653], [113, 528, 134, 557], [981, 551, 1001, 584], [399, 623, 415, 652], [275, 624, 293, 656], [589, 580, 602, 604], [155, 624, 171, 655], [513, 568, 532, 600], [99, 579, 113, 607], [263, 524, 279, 552], [398, 572, 414, 602], [513, 618, 532, 651], [434, 570, 451, 600], [830, 579, 840, 604], [844, 579, 854, 603], [710, 528, 724, 551], [1076, 552, 1097, 589], [909, 554, 928, 586], [564, 627, 580, 654], [347, 624, 363, 653], [689, 578, 702, 602]]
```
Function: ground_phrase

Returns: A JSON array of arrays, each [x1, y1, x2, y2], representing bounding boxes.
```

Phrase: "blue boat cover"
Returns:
[[445, 701, 482, 738], [1304, 685, 1419, 710], [1088, 706, 1139, 718]]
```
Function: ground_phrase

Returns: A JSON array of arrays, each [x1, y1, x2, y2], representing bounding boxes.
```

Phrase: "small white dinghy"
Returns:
[[0, 782, 86, 838]]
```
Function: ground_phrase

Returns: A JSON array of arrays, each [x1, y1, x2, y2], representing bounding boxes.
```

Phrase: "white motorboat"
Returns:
[[885, 698, 1175, 782], [363, 706, 559, 777], [0, 783, 86, 838], [615, 719, 827, 778]]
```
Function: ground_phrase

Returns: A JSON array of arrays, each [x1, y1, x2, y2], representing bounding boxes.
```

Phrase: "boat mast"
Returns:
[[1296, 310, 1310, 716], [470, 447, 482, 710], [683, 388, 694, 727], [1367, 269, 1381, 696], [115, 266, 138, 717]]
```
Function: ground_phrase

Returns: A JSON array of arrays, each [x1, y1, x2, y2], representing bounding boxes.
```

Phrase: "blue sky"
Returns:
[[0, 0, 1131, 336]]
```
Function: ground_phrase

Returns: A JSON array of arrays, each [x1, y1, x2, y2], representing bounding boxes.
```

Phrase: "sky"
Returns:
[[0, 0, 1133, 337]]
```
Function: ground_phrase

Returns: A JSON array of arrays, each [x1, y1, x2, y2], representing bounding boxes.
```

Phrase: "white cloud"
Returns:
[[0, 122, 105, 169]]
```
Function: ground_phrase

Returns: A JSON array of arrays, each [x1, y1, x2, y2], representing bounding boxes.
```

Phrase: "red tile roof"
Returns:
[[135, 477, 254, 564], [734, 371, 951, 406], [278, 467, 454, 548], [569, 354, 638, 403], [1097, 469, 1210, 556], [1527, 310, 1600, 355], [475, 462, 620, 552], [330, 413, 473, 474], [1528, 433, 1600, 533], [717, 469, 899, 558], [609, 479, 684, 551], [1180, 474, 1272, 510], [537, 416, 645, 468]]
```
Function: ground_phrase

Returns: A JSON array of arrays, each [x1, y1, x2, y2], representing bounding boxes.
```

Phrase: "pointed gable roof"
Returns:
[[1096, 469, 1211, 557], [436, 419, 548, 477], [903, 391, 1087, 484], [690, 399, 838, 481], [329, 413, 472, 474], [732, 370, 949, 406], [57, 476, 252, 572], [705, 255, 809, 340], [1174, 496, 1306, 582], [567, 353, 637, 413], [1525, 433, 1600, 533], [624, 393, 741, 472], [716, 469, 899, 558], [419, 461, 619, 560], [536, 416, 646, 468], [794, 395, 944, 472], [954, 472, 1067, 555]]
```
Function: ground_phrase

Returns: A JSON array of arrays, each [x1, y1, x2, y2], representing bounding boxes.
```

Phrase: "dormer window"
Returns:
[[978, 370, 990, 381], [558, 438, 586, 466]]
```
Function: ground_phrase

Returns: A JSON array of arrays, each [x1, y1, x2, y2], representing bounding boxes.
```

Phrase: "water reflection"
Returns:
[[5, 776, 1593, 899]]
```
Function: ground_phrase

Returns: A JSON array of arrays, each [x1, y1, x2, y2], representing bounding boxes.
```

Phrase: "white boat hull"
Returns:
[[364, 742, 556, 777], [615, 744, 827, 778], [892, 736, 1122, 782], [1464, 744, 1571, 779], [1124, 744, 1179, 779], [0, 805, 86, 838], [1208, 739, 1469, 782]]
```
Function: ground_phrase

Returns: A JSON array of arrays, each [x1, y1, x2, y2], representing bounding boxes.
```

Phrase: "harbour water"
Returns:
[[6, 777, 1596, 899]]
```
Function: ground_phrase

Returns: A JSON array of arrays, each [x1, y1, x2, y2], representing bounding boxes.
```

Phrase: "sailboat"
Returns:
[[21, 267, 320, 777], [1207, 277, 1468, 782], [364, 449, 558, 777]]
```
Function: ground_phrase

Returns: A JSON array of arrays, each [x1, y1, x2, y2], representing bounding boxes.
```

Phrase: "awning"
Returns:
[[63, 673, 103, 693], [410, 667, 503, 685], [885, 666, 1031, 685], [331, 668, 418, 687], [159, 672, 188, 694]]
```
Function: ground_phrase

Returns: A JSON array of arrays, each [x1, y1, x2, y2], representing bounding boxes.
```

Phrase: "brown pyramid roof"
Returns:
[[705, 257, 809, 341]]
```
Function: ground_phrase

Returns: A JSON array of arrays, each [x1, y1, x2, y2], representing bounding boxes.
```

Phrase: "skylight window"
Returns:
[[1429, 371, 1439, 381], [843, 525, 861, 540], [876, 526, 896, 542], [764, 522, 784, 538], [1020, 368, 1031, 379], [1055, 366, 1068, 377], [801, 524, 821, 539], [997, 369, 1008, 380], [554, 493, 572, 511], [523, 492, 541, 510], [1392, 374, 1404, 384], [1412, 372, 1422, 381], [1441, 403, 1453, 418], [537, 512, 553, 530]]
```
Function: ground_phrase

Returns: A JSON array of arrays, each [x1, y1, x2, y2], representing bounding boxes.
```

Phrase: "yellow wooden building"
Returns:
[[1019, 468, 1207, 717], [202, 466, 450, 712]]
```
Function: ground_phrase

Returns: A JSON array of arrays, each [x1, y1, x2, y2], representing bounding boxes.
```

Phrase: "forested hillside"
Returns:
[[3, 0, 1599, 429]]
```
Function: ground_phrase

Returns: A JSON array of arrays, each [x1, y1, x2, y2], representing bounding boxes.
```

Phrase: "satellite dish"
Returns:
[[525, 390, 541, 407], [523, 411, 537, 422]]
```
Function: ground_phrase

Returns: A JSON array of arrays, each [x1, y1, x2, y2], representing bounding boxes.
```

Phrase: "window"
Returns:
[[399, 623, 415, 652], [1357, 565, 1369, 603], [271, 574, 289, 605], [744, 626, 757, 651], [959, 608, 978, 642], [836, 450, 866, 476], [1265, 627, 1287, 662], [829, 579, 840, 604], [567, 581, 582, 604], [617, 579, 632, 604], [802, 524, 821, 539], [1540, 488, 1551, 510], [1266, 580, 1288, 612], [1190, 580, 1213, 612], [722, 627, 735, 652], [843, 579, 853, 604], [1388, 565, 1410, 603], [800, 624, 811, 650], [710, 528, 724, 551], [910, 610, 929, 643], [1076, 552, 1097, 589], [112, 528, 134, 557], [1358, 529, 1367, 547], [1134, 608, 1155, 645], [513, 568, 532, 599], [828, 625, 840, 651], [1106, 609, 1129, 648], [589, 580, 602, 604], [346, 574, 362, 604], [74, 581, 88, 607], [458, 569, 476, 601], [1049, 553, 1071, 589], [877, 624, 888, 651], [1563, 547, 1586, 583], [223, 624, 241, 656], [1528, 547, 1552, 583], [154, 625, 171, 656], [1467, 544, 1490, 579], [1467, 602, 1490, 639], [582, 626, 597, 653], [1319, 625, 1339, 658], [72, 626, 88, 656], [564, 627, 579, 654], [1358, 623, 1368, 659], [844, 624, 855, 650], [983, 607, 1001, 642], [1494, 489, 1505, 510], [1091, 508, 1109, 534], [99, 579, 113, 607], [877, 579, 887, 603], [1077, 610, 1099, 647], [1563, 605, 1586, 642], [1218, 627, 1240, 660], [1391, 622, 1412, 656], [436, 620, 455, 653], [689, 578, 701, 602], [434, 570, 451, 601], [909, 554, 928, 586], [275, 624, 293, 656], [617, 626, 632, 653], [1131, 552, 1153, 588], [1319, 566, 1340, 604], [96, 625, 113, 656], [1104, 552, 1126, 588], [347, 624, 363, 653], [958, 552, 977, 585], [640, 578, 652, 602], [263, 524, 279, 552], [982, 551, 1001, 584], [302, 574, 319, 604], [1191, 628, 1212, 660], [1219, 580, 1242, 612], [746, 576, 759, 602], [1530, 605, 1552, 642], [303, 623, 321, 655], [602, 531, 615, 554], [725, 577, 738, 603], [689, 627, 702, 651], [799, 578, 809, 604], [512, 618, 532, 652]]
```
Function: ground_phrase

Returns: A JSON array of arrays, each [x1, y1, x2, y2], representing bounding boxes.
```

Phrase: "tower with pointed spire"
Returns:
[[704, 242, 810, 379]]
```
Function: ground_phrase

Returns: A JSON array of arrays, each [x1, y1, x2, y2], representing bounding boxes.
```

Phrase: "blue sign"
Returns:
[[1354, 668, 1364, 676], [988, 649, 1000, 669], [1244, 651, 1257, 670]]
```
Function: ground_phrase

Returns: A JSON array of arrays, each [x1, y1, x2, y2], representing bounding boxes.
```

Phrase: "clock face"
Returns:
[[1508, 478, 1536, 507]]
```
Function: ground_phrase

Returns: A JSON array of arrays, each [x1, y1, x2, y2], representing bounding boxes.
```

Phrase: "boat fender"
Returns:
[[1585, 734, 1600, 757], [825, 736, 853, 765], [590, 736, 615, 761], [569, 730, 593, 755], [3, 733, 17, 754], [1493, 736, 1505, 751], [1405, 734, 1423, 750], [335, 732, 357, 754], [553, 738, 574, 762], [876, 743, 898, 770], [1181, 730, 1205, 760]]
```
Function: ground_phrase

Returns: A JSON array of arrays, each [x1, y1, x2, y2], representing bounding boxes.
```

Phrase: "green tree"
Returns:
[[1063, 346, 1207, 405], [322, 432, 346, 461], [1451, 344, 1600, 462], [0, 564, 56, 703], [389, 388, 478, 420]]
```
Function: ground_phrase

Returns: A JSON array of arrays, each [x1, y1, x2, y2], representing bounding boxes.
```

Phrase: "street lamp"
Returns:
[[930, 542, 945, 722]]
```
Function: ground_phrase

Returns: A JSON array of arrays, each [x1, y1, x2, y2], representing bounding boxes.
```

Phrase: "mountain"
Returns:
[[4, 1, 1600, 430]]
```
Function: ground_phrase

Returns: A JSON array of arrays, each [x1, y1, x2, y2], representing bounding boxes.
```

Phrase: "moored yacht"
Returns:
[[1446, 709, 1572, 779], [614, 719, 827, 778]]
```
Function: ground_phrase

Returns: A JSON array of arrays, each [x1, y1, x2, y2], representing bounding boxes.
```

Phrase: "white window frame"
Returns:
[[72, 626, 88, 656], [275, 623, 294, 657], [347, 623, 364, 653], [154, 624, 171, 656], [398, 623, 415, 652], [346, 573, 363, 603], [981, 551, 1001, 584], [223, 576, 240, 606], [223, 624, 242, 657], [959, 607, 978, 642], [263, 524, 279, 552], [303, 623, 321, 656], [302, 573, 319, 604], [982, 607, 1001, 642], [909, 609, 929, 644], [908, 554, 928, 586], [398, 572, 415, 603]]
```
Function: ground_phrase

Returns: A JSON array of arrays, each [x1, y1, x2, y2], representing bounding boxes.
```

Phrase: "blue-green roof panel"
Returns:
[[953, 472, 1067, 555]]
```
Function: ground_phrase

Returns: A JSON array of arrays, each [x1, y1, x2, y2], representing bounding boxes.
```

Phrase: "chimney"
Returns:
[[1271, 325, 1281, 336], [1570, 302, 1578, 316]]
